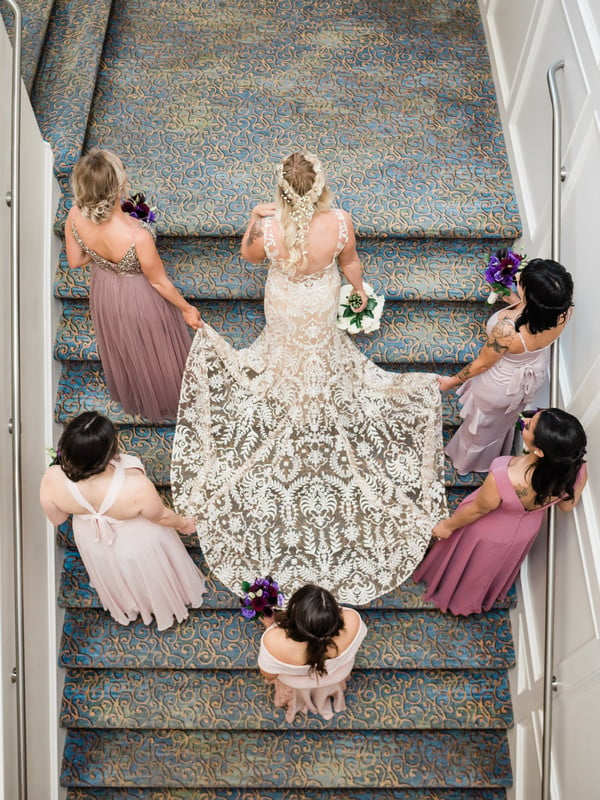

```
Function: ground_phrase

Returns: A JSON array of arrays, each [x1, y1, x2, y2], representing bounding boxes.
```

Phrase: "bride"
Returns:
[[171, 152, 447, 604]]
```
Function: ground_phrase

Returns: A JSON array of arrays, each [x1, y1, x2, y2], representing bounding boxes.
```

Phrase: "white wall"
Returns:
[[0, 18, 62, 800], [479, 1, 600, 798]]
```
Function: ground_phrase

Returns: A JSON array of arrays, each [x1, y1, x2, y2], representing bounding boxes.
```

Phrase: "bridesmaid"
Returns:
[[40, 411, 206, 630], [439, 259, 573, 474], [413, 408, 587, 616], [65, 148, 202, 421], [258, 584, 367, 722]]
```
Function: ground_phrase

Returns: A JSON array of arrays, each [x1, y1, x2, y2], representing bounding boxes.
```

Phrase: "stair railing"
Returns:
[[541, 58, 565, 800], [2, 1, 27, 799]]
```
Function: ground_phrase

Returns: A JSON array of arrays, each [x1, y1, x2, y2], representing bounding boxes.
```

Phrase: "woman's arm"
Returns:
[[337, 212, 367, 312], [39, 469, 70, 526], [133, 475, 196, 534], [557, 464, 588, 511], [438, 317, 517, 392], [240, 203, 276, 264], [432, 472, 502, 539], [135, 230, 202, 330], [65, 207, 89, 269]]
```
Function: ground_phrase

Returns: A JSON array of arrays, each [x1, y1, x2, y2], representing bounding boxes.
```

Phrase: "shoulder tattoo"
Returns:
[[486, 317, 515, 353], [246, 219, 264, 246]]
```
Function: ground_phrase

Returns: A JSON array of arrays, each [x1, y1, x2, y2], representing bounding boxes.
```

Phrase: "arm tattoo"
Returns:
[[455, 363, 472, 383], [246, 219, 263, 246]]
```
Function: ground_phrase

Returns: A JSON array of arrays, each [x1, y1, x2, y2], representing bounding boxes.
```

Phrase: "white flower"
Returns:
[[337, 282, 385, 335]]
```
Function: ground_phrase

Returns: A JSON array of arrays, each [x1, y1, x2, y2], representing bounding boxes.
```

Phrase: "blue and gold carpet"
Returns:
[[11, 0, 520, 795]]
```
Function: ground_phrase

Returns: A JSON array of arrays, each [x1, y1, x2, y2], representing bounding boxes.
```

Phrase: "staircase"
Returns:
[[9, 0, 522, 795]]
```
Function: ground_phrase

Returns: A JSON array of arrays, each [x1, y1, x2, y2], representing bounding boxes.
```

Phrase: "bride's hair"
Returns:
[[527, 408, 586, 506], [274, 584, 344, 677], [71, 148, 128, 225], [56, 411, 119, 482], [275, 152, 332, 269]]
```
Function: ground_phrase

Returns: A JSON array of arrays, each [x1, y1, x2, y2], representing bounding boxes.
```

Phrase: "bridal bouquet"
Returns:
[[240, 576, 285, 621], [121, 191, 157, 224], [337, 282, 385, 334], [484, 247, 525, 304]]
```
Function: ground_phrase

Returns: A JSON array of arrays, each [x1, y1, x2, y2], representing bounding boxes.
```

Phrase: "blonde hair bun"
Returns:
[[71, 148, 128, 225]]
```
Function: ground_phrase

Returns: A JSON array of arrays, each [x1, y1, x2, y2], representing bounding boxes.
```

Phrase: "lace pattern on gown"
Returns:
[[172, 211, 447, 604]]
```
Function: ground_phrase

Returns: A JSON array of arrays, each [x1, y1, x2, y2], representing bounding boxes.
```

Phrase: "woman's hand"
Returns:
[[182, 305, 203, 330], [252, 202, 276, 218], [432, 520, 454, 540], [437, 375, 456, 392], [177, 516, 197, 535], [351, 286, 368, 312]]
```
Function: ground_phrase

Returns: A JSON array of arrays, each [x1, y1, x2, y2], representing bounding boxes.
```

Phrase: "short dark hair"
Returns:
[[56, 411, 118, 482], [275, 584, 344, 677], [515, 259, 573, 334]]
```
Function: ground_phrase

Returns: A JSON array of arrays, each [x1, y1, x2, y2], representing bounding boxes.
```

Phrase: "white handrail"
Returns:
[[3, 1, 27, 798], [541, 58, 565, 800]]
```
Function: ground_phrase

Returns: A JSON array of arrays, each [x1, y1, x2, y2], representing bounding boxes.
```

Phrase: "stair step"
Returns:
[[61, 728, 512, 788], [55, 360, 465, 427], [54, 299, 487, 365], [0, 0, 54, 90], [54, 236, 511, 302], [80, 0, 520, 241], [49, 422, 480, 489], [31, 0, 112, 187], [61, 666, 512, 731], [58, 548, 512, 612], [67, 791, 507, 800], [59, 608, 515, 670]]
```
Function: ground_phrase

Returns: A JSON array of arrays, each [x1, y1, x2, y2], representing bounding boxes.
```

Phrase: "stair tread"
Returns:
[[67, 791, 507, 800], [55, 360, 465, 427], [61, 728, 512, 787], [59, 608, 515, 670], [78, 0, 520, 240], [54, 484, 479, 549], [61, 666, 513, 730], [58, 547, 513, 611], [31, 0, 112, 179], [54, 299, 488, 365], [54, 236, 510, 302]]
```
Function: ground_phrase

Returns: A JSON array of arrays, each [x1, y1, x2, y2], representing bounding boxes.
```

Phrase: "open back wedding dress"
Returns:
[[171, 211, 446, 604]]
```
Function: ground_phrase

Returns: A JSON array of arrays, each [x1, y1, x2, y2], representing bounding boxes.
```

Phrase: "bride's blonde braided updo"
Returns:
[[71, 148, 128, 225], [275, 152, 332, 269]]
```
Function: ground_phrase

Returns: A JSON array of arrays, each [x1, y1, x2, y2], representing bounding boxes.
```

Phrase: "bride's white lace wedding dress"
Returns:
[[171, 210, 447, 604]]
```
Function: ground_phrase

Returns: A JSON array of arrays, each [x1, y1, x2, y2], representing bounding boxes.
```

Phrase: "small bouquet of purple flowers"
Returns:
[[121, 191, 157, 224], [484, 247, 525, 304], [240, 576, 285, 621]]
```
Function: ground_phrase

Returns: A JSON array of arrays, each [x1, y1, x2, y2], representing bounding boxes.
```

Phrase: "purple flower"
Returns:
[[484, 248, 524, 290], [241, 606, 256, 619]]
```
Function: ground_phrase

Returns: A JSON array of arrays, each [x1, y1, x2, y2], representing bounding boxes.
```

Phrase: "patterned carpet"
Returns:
[[9, 0, 520, 795]]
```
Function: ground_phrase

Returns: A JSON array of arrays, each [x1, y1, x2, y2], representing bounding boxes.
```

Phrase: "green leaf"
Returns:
[[241, 581, 251, 592]]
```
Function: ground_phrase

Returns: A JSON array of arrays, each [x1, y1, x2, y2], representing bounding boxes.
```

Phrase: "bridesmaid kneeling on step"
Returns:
[[258, 584, 367, 723], [40, 411, 206, 630], [413, 408, 587, 616]]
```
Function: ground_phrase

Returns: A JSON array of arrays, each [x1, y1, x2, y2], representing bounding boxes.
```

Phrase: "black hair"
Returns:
[[527, 408, 587, 506], [55, 411, 118, 482], [515, 259, 573, 334], [274, 584, 344, 677]]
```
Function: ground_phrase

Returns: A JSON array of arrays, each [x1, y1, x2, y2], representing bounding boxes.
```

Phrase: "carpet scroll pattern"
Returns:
[[10, 0, 521, 794]]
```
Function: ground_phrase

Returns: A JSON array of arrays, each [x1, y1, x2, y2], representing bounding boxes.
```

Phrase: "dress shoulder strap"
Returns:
[[98, 460, 126, 514], [64, 476, 96, 513], [334, 209, 348, 255]]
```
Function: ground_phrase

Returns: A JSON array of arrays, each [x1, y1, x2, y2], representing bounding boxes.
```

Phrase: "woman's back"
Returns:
[[265, 209, 348, 274], [69, 205, 150, 266]]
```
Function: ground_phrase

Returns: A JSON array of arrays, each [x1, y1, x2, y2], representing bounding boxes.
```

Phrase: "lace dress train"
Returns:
[[172, 211, 447, 604]]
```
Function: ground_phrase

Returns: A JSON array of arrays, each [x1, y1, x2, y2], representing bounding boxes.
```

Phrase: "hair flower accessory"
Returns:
[[121, 191, 157, 224], [484, 247, 525, 304], [337, 283, 385, 334], [240, 576, 285, 621]]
